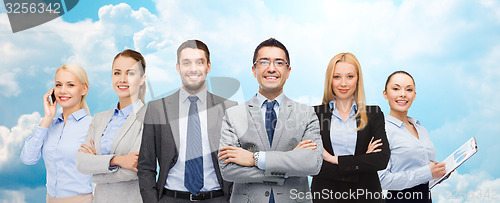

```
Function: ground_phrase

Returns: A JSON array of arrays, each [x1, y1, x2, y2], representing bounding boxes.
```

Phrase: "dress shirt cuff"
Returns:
[[418, 164, 434, 182], [256, 151, 266, 170], [108, 155, 119, 171]]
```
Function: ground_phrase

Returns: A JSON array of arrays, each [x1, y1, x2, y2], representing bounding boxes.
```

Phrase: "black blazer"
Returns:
[[311, 104, 390, 201], [137, 91, 237, 202]]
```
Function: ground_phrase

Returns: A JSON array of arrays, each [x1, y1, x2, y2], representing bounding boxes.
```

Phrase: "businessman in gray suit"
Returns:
[[218, 38, 323, 203], [137, 40, 237, 202]]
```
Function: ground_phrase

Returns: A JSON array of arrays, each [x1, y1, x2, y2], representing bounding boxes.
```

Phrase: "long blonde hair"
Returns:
[[55, 64, 90, 115], [322, 53, 367, 130]]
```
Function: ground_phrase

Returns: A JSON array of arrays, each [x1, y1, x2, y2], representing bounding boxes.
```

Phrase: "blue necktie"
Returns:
[[264, 100, 277, 203], [265, 100, 277, 147], [185, 95, 204, 195]]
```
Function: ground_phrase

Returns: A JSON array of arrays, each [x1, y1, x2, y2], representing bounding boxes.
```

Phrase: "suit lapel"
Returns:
[[206, 92, 223, 153], [94, 110, 114, 155], [354, 113, 365, 155], [110, 101, 144, 154], [248, 96, 271, 150], [165, 91, 180, 151], [271, 96, 292, 150], [317, 104, 334, 156]]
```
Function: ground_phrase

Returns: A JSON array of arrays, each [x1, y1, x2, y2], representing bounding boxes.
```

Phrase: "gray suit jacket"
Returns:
[[76, 101, 146, 203], [219, 95, 323, 203], [137, 90, 237, 203]]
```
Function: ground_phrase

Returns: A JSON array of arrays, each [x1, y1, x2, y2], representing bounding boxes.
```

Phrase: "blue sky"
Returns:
[[1, 0, 500, 202]]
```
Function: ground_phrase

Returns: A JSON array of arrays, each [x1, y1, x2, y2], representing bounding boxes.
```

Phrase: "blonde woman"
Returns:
[[75, 49, 146, 202], [20, 64, 93, 202], [311, 53, 390, 203]]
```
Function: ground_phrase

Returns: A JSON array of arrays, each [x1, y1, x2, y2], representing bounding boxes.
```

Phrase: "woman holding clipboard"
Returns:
[[378, 71, 446, 202]]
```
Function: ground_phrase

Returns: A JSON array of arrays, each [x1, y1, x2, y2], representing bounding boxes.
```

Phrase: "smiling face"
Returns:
[[384, 73, 416, 114], [176, 48, 211, 94], [331, 62, 358, 102], [252, 46, 290, 99], [54, 70, 88, 110], [112, 56, 145, 102]]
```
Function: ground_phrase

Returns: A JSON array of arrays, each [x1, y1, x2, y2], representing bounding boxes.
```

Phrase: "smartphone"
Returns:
[[49, 92, 56, 105]]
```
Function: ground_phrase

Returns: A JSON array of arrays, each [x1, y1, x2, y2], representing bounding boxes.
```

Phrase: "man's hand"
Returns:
[[218, 146, 255, 166], [293, 139, 317, 150]]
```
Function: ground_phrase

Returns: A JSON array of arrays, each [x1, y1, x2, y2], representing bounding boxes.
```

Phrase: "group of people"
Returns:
[[21, 38, 446, 203]]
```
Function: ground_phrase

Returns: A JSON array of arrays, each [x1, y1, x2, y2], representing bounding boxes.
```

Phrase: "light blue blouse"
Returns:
[[378, 115, 436, 190], [100, 101, 138, 155], [329, 99, 358, 156], [20, 109, 93, 198]]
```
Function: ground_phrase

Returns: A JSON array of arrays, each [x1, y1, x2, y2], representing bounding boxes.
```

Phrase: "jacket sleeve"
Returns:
[[264, 107, 324, 177], [137, 103, 160, 203], [219, 110, 285, 185], [337, 106, 390, 174]]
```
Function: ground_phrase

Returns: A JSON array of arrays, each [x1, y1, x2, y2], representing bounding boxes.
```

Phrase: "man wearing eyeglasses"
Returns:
[[218, 38, 323, 203]]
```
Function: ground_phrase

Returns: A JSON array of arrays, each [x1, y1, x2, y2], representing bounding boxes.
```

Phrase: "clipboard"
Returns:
[[429, 137, 478, 189]]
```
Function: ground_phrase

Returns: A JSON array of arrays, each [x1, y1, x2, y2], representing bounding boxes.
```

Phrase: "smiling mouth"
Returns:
[[339, 89, 349, 93], [59, 96, 71, 101], [118, 85, 129, 90], [396, 100, 408, 104], [264, 76, 279, 80]]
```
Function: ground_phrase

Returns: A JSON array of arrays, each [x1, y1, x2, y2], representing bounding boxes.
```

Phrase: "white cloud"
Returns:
[[432, 171, 500, 202], [0, 112, 41, 170]]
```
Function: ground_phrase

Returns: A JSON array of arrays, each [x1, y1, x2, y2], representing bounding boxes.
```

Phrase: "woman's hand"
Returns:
[[293, 139, 317, 150], [366, 137, 383, 154], [323, 149, 338, 164], [79, 140, 96, 155], [110, 152, 140, 172], [429, 161, 446, 179], [40, 88, 57, 128]]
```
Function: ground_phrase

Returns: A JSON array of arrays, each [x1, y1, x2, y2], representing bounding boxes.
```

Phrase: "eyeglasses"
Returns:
[[253, 59, 289, 69]]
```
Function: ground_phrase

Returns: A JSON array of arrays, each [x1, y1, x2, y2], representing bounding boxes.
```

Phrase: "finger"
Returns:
[[90, 140, 95, 150], [373, 143, 383, 148], [132, 167, 138, 172], [133, 152, 140, 156], [81, 144, 92, 151], [373, 149, 382, 153], [300, 143, 317, 149], [372, 139, 382, 144], [369, 137, 374, 144]]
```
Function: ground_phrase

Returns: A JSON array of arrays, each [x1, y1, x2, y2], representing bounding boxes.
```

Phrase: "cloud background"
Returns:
[[1, 0, 499, 202]]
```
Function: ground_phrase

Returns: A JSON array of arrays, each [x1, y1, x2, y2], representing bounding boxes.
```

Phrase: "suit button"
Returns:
[[355, 166, 359, 170], [265, 191, 270, 196]]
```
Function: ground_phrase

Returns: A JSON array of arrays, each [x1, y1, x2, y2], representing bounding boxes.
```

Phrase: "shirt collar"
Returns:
[[385, 115, 420, 128], [179, 87, 207, 104], [329, 99, 358, 114], [56, 108, 88, 123], [256, 92, 284, 108], [114, 100, 139, 117]]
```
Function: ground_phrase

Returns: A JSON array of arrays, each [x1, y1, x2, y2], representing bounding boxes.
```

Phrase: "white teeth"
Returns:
[[118, 86, 128, 89], [396, 101, 407, 103], [266, 76, 277, 79]]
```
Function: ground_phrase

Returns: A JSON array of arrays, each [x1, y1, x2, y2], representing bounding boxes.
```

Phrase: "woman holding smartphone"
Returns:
[[311, 53, 390, 203], [378, 71, 446, 203], [75, 49, 146, 202], [20, 64, 93, 202]]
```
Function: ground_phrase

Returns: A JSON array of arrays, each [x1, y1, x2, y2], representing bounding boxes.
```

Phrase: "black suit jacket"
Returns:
[[311, 104, 390, 202], [137, 90, 237, 202]]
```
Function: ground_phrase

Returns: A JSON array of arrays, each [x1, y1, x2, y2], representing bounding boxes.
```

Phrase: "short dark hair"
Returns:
[[253, 38, 290, 65], [176, 40, 210, 64], [385, 70, 415, 91]]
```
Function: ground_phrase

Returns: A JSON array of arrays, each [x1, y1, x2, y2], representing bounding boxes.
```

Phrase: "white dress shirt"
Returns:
[[255, 92, 285, 170], [165, 88, 220, 191]]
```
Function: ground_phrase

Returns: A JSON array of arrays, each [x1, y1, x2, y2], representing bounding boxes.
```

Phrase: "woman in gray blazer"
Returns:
[[76, 49, 147, 203]]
